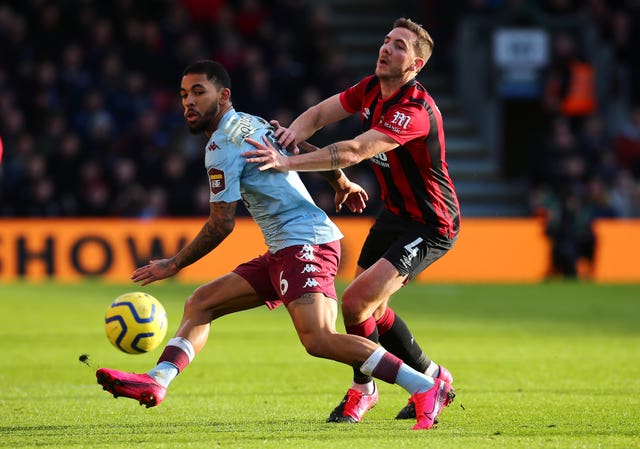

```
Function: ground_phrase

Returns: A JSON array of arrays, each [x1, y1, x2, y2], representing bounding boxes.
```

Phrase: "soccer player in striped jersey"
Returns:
[[244, 17, 460, 424]]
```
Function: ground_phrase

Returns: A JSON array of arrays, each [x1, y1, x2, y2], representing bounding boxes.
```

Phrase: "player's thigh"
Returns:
[[343, 259, 405, 315], [381, 229, 454, 281], [270, 242, 340, 305], [358, 213, 454, 281], [190, 272, 263, 318], [287, 293, 338, 337]]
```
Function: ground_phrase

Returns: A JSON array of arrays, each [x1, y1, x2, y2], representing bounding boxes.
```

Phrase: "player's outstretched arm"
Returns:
[[272, 94, 349, 148], [296, 141, 368, 213], [131, 201, 237, 286], [244, 129, 396, 172]]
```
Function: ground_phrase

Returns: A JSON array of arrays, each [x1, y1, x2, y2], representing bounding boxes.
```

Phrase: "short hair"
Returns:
[[182, 60, 231, 90], [393, 18, 434, 62]]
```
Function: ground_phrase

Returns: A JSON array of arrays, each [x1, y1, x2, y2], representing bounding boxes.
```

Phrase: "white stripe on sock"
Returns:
[[359, 347, 386, 376], [167, 337, 195, 362], [425, 361, 439, 378]]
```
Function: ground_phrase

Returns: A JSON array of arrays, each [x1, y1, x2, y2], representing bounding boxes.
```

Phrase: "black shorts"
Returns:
[[357, 210, 457, 281]]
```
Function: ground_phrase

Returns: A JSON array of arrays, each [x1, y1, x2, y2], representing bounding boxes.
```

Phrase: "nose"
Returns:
[[183, 93, 195, 106]]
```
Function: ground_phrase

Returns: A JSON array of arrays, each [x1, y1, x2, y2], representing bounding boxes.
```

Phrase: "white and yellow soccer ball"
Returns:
[[104, 292, 168, 354]]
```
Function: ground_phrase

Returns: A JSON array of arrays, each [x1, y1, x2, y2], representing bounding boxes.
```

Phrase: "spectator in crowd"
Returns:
[[543, 32, 597, 132], [614, 105, 640, 177]]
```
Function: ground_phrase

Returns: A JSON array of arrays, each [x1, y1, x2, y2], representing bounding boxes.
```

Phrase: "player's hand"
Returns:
[[270, 120, 298, 152], [243, 136, 291, 172], [334, 181, 368, 213], [131, 258, 179, 286]]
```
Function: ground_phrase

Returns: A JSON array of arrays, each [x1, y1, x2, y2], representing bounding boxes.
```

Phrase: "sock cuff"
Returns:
[[346, 316, 377, 338], [157, 337, 195, 372], [361, 348, 403, 384], [425, 361, 440, 377], [167, 337, 195, 362], [359, 347, 386, 376], [375, 307, 396, 335]]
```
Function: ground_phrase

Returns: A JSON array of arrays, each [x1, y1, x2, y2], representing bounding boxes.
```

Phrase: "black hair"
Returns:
[[182, 60, 231, 90]]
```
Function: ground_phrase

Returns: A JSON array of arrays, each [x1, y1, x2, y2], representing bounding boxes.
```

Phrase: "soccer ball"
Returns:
[[104, 292, 168, 354]]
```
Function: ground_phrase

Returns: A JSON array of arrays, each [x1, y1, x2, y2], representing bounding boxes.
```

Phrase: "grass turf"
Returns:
[[0, 281, 638, 448]]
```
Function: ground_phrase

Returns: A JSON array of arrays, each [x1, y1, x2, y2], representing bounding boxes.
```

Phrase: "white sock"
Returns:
[[350, 381, 375, 395], [425, 361, 440, 378]]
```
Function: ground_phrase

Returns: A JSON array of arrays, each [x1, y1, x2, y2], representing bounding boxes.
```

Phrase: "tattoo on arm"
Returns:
[[299, 141, 342, 181], [174, 202, 236, 269], [328, 143, 340, 169]]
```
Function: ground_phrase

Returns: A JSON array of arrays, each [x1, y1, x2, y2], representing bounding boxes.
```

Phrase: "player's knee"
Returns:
[[184, 286, 216, 315], [341, 286, 366, 322], [299, 333, 332, 358]]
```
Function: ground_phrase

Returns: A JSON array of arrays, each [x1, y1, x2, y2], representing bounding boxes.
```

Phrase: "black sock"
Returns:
[[352, 327, 378, 385], [353, 329, 378, 384], [346, 317, 379, 385], [378, 313, 431, 373]]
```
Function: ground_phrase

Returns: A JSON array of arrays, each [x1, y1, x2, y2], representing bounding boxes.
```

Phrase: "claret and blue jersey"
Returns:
[[204, 109, 342, 253]]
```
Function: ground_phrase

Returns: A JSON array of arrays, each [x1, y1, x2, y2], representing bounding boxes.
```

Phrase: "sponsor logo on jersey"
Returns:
[[208, 168, 225, 194], [379, 111, 412, 135], [225, 113, 256, 143], [370, 152, 390, 168], [382, 121, 404, 134], [298, 244, 316, 261], [391, 111, 411, 129], [303, 278, 320, 288], [301, 264, 319, 274], [363, 107, 371, 120], [237, 114, 253, 138], [207, 141, 219, 152]]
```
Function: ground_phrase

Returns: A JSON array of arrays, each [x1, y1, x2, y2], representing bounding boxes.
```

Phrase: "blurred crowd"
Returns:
[[1, 1, 640, 279], [0, 0, 368, 218], [520, 0, 640, 277]]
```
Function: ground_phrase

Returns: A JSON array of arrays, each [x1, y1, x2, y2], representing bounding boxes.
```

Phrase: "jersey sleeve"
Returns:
[[206, 137, 242, 204], [371, 102, 431, 146], [339, 76, 372, 114]]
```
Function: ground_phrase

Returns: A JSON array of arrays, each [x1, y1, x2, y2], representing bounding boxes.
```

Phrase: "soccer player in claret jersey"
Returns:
[[95, 60, 454, 431], [244, 17, 460, 424]]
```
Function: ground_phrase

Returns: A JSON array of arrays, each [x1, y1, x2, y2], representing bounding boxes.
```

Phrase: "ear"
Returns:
[[219, 87, 231, 104], [412, 58, 426, 73]]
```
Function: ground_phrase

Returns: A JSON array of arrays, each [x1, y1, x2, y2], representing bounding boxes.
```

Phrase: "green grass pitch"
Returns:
[[1, 281, 638, 448]]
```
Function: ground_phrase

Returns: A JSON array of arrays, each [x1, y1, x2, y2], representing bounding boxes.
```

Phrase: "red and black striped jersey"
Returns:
[[340, 75, 461, 238]]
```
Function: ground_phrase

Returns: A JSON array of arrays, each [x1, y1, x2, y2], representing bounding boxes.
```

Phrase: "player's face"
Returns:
[[375, 27, 419, 80], [180, 73, 221, 135]]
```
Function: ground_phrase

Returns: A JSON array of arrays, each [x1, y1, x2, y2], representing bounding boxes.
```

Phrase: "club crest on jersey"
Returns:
[[208, 168, 225, 194]]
